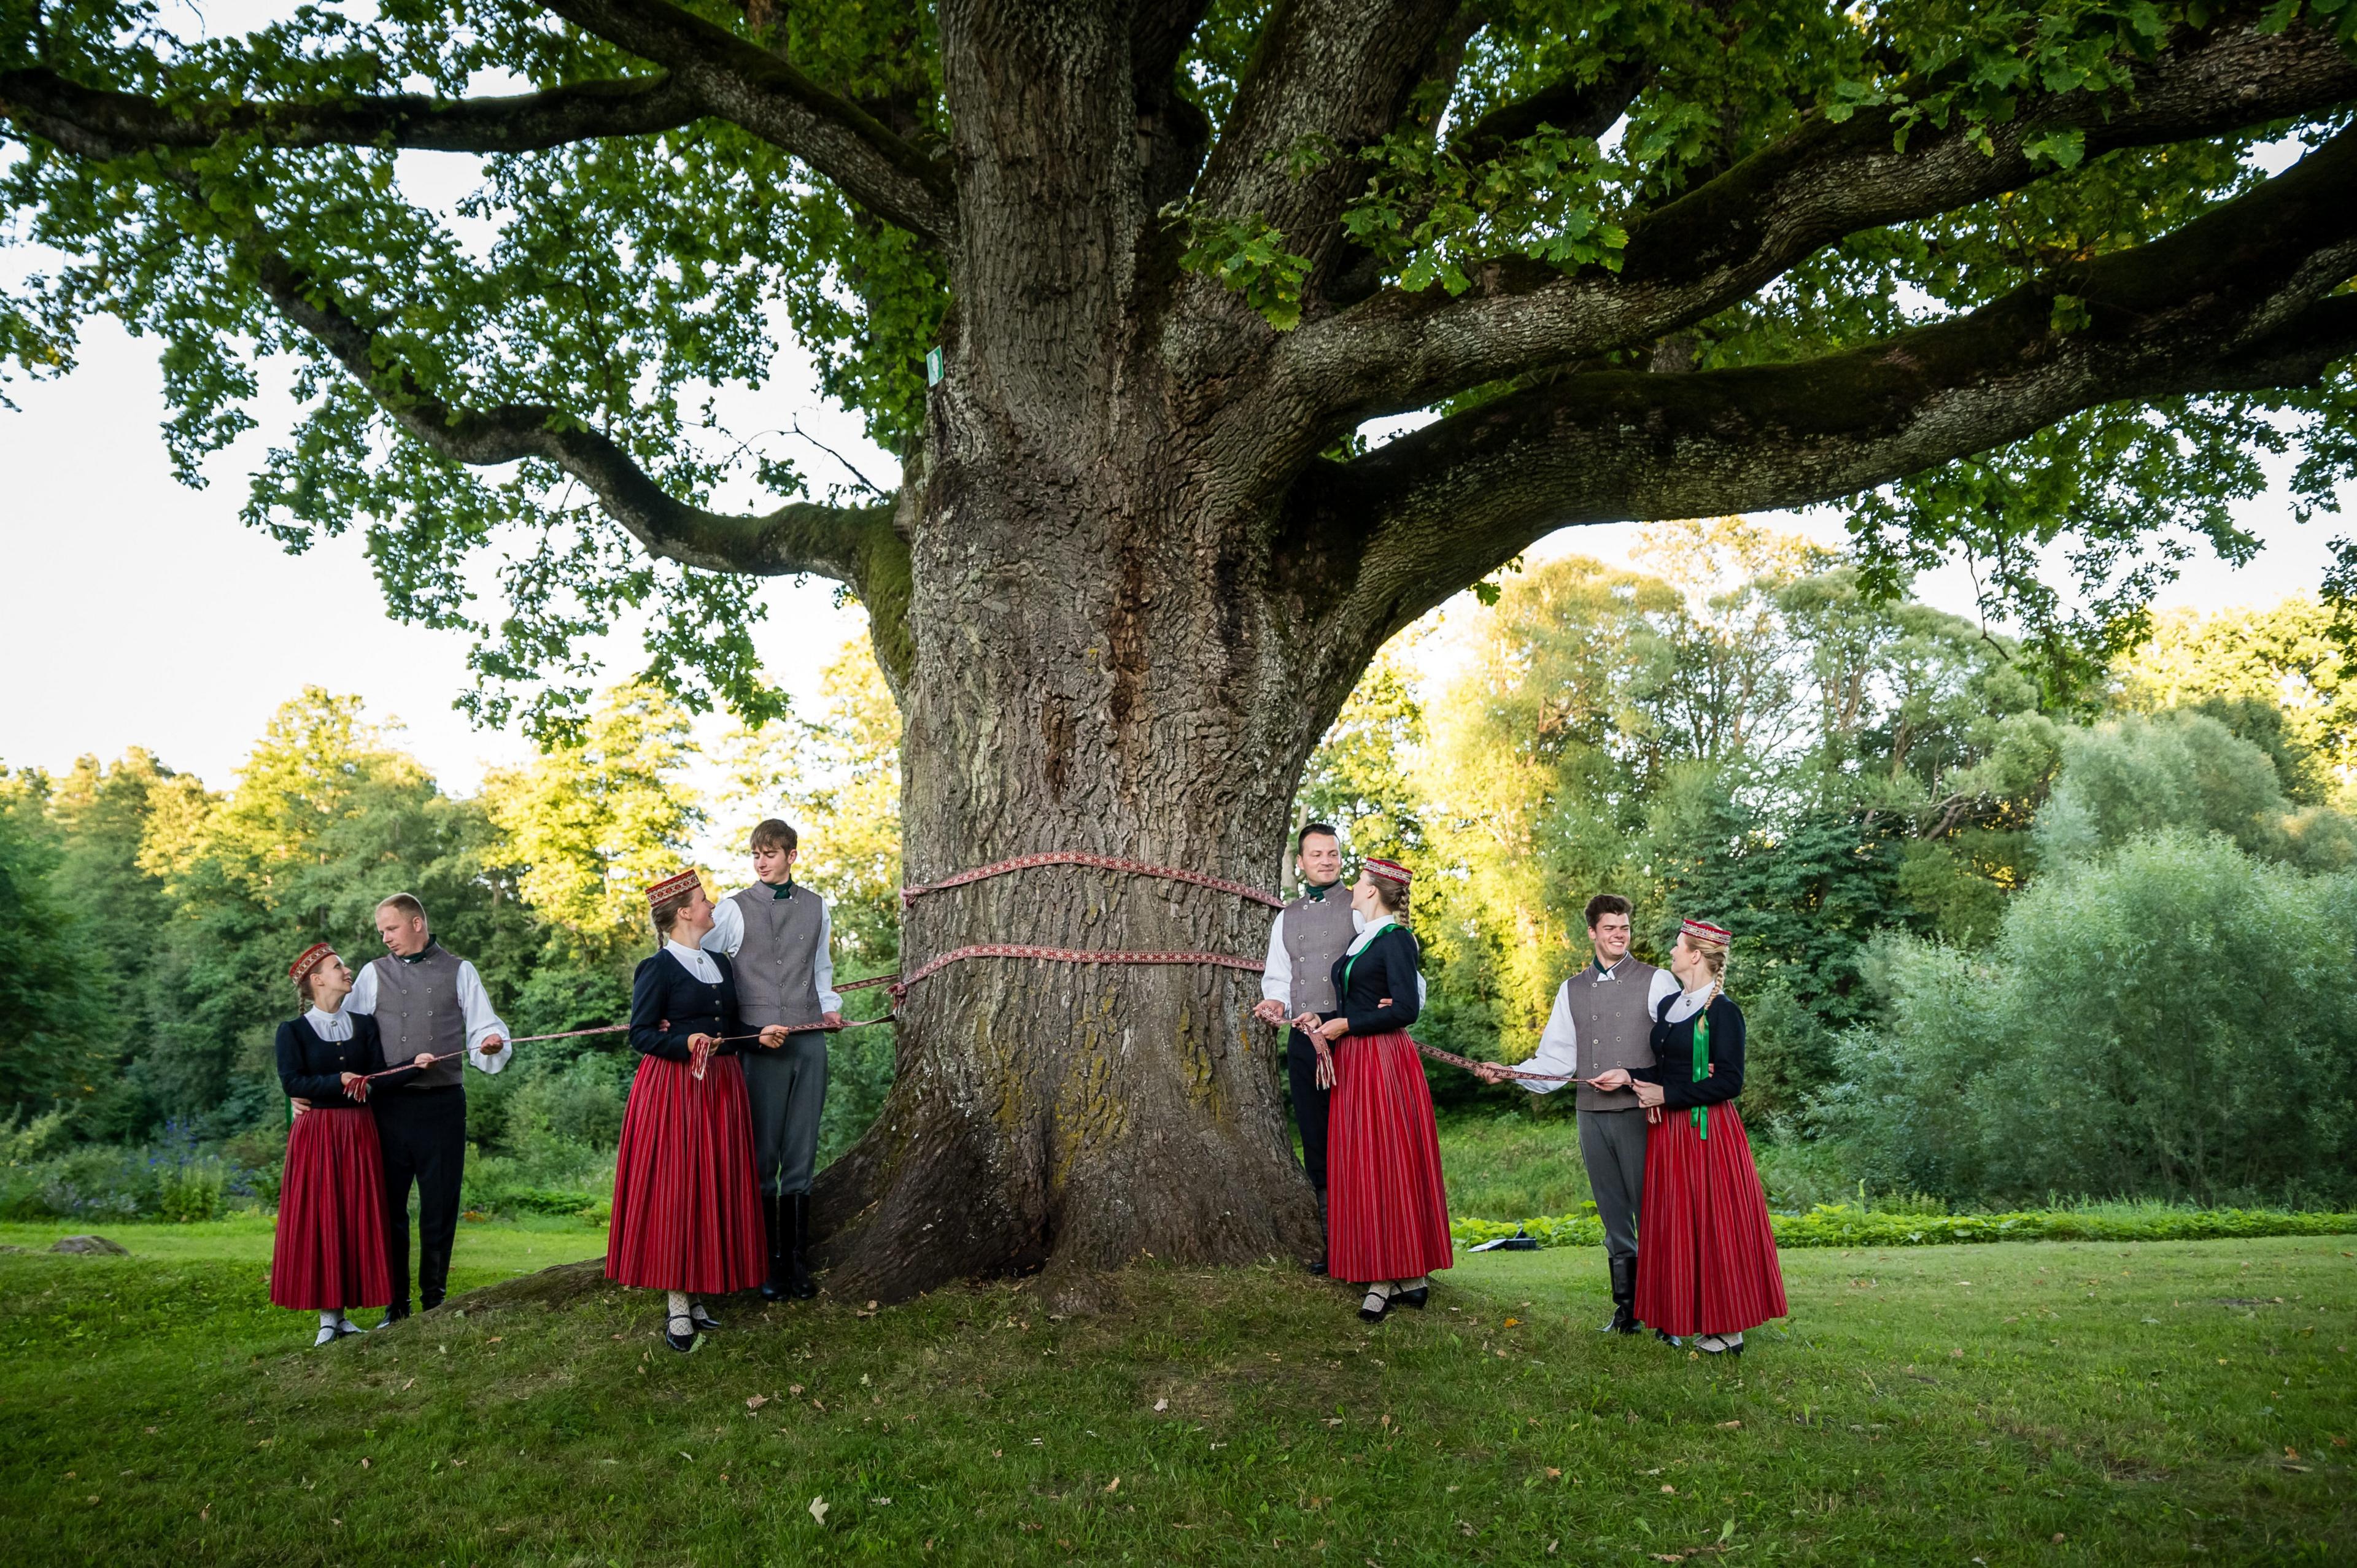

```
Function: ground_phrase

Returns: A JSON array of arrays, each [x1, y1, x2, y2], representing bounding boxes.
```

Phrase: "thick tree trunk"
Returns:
[[802, 1, 1373, 1305], [811, 442, 1342, 1303]]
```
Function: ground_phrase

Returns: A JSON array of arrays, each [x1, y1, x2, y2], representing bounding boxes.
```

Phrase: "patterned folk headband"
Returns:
[[1363, 857, 1413, 886], [646, 869, 703, 908], [287, 942, 336, 983], [1680, 917, 1732, 951]]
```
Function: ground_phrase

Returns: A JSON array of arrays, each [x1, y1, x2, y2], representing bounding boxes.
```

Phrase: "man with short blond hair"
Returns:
[[347, 894, 510, 1323]]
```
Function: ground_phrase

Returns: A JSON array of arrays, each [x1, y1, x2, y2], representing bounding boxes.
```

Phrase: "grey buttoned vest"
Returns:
[[1568, 957, 1663, 1113], [369, 943, 469, 1090], [727, 883, 829, 1029], [1280, 890, 1359, 1016]]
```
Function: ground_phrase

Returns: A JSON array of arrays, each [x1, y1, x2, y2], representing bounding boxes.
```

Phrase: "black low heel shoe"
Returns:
[[1395, 1286, 1430, 1310], [689, 1303, 723, 1332], [1358, 1289, 1393, 1323], [1654, 1327, 1683, 1348], [664, 1314, 698, 1353]]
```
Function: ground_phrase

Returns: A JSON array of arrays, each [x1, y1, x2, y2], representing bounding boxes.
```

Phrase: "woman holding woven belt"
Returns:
[[1592, 919, 1785, 1355], [1298, 857, 1453, 1322], [273, 943, 432, 1345], [607, 870, 784, 1351]]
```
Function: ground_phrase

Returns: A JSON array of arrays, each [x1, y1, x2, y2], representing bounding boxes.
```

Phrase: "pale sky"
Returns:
[[4, 317, 2346, 797]]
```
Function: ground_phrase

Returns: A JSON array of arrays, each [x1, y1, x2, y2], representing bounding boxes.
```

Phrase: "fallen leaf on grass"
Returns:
[[808, 1497, 828, 1524], [487, 1337, 502, 1344], [359, 1458, 370, 1469], [1662, 1484, 1676, 1494], [1104, 1477, 1120, 1493], [1717, 1420, 1742, 1429], [746, 1395, 769, 1410], [789, 1384, 804, 1395], [1155, 1399, 1169, 1413]]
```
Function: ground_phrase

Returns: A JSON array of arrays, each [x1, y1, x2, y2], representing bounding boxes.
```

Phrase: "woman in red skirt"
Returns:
[[608, 870, 780, 1351], [1298, 857, 1452, 1321], [1597, 918, 1786, 1356], [273, 943, 432, 1344]]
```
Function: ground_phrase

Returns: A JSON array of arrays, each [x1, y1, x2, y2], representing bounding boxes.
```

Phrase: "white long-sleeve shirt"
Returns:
[[702, 886, 843, 1013], [1260, 910, 1426, 1010], [347, 952, 513, 1073], [1510, 956, 1679, 1095]]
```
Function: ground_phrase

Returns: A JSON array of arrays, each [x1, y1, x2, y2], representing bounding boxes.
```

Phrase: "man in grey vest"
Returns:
[[1253, 822, 1354, 1275], [1480, 894, 1676, 1333], [347, 893, 511, 1323], [703, 817, 842, 1300]]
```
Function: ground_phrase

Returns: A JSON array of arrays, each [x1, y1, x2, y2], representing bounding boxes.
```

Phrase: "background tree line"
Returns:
[[6, 525, 2355, 1215], [0, 635, 900, 1218], [1299, 520, 2357, 1210]]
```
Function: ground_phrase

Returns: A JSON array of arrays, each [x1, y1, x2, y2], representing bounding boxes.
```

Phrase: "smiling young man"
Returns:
[[1253, 822, 1353, 1274], [344, 894, 511, 1323], [1480, 894, 1676, 1334], [702, 819, 842, 1301]]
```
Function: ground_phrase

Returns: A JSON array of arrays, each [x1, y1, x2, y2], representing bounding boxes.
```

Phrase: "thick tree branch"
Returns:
[[1190, 0, 1465, 269], [1131, 0, 1217, 212], [1275, 16, 2357, 428], [537, 0, 956, 242], [0, 64, 702, 158], [1295, 122, 2357, 677], [1446, 55, 1652, 165], [242, 243, 896, 597]]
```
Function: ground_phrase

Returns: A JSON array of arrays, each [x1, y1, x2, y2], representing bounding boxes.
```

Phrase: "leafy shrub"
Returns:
[[1451, 1205, 2357, 1251], [1814, 832, 2357, 1208]]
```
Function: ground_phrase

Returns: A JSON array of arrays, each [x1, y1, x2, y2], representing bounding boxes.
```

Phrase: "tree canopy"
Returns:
[[7, 0, 2357, 726]]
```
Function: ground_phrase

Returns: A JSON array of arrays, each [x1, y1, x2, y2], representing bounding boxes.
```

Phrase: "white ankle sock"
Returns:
[[1399, 1276, 1429, 1292], [667, 1291, 691, 1321], [319, 1311, 341, 1330]]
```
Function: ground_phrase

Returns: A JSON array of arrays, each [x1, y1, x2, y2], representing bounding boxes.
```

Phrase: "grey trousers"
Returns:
[[741, 1035, 829, 1197], [1578, 1108, 1647, 1265]]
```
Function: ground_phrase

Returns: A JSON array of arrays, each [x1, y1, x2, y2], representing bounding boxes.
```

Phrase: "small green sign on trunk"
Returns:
[[925, 346, 945, 386]]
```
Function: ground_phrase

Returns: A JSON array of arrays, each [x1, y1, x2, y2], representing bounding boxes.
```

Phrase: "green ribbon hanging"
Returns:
[[1338, 918, 1391, 1001], [1689, 1002, 1711, 1141]]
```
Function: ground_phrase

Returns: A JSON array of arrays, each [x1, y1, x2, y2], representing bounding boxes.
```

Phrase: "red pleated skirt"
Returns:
[[1326, 1030, 1455, 1284], [1633, 1102, 1787, 1337], [606, 1053, 767, 1294], [270, 1107, 393, 1310]]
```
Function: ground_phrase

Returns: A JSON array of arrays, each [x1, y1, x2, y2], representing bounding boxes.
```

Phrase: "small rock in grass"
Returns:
[[50, 1235, 128, 1255]]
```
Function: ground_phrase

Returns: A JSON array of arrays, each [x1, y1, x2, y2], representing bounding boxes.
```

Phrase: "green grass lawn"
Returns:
[[2, 1218, 2351, 1564]]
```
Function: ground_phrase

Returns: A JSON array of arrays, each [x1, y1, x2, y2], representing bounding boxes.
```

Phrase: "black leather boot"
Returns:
[[1601, 1255, 1639, 1334], [759, 1193, 789, 1302], [1306, 1189, 1329, 1276], [785, 1193, 818, 1300]]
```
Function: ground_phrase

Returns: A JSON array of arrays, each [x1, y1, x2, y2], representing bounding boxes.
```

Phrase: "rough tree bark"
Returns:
[[10, 3, 2357, 1305]]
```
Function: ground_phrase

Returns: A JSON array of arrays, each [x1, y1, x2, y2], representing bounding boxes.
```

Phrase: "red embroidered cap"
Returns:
[[1363, 857, 1413, 886], [1679, 917, 1732, 949], [646, 868, 703, 908], [287, 941, 336, 983]]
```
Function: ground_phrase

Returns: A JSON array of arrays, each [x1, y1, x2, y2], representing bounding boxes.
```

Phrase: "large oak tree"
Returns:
[[7, 0, 2357, 1301]]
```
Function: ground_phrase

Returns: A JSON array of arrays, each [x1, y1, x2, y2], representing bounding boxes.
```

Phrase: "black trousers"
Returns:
[[372, 1084, 466, 1307], [1285, 1029, 1333, 1193]]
